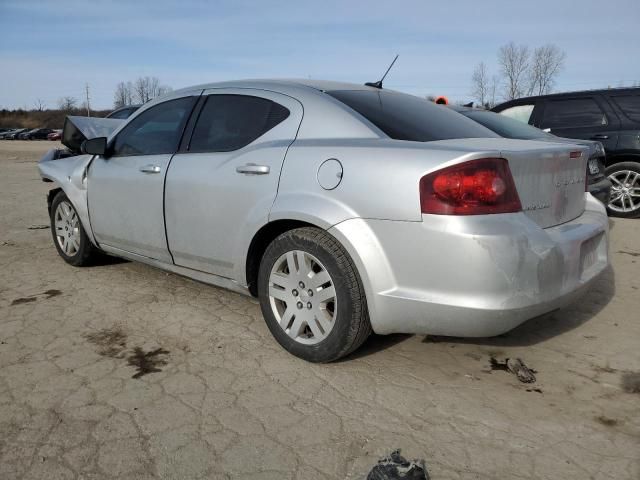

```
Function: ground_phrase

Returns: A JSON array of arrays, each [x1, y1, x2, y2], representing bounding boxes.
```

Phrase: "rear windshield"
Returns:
[[326, 90, 498, 142], [461, 109, 552, 140]]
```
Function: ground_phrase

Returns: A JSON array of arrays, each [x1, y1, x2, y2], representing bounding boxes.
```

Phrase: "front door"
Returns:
[[164, 89, 303, 279], [87, 94, 198, 262]]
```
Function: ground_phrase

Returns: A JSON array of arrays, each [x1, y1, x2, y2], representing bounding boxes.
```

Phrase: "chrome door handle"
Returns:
[[591, 134, 609, 140], [139, 164, 161, 174], [236, 163, 270, 175]]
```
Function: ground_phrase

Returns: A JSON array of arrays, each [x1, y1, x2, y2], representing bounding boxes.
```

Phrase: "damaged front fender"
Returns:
[[37, 115, 124, 247], [39, 151, 97, 246]]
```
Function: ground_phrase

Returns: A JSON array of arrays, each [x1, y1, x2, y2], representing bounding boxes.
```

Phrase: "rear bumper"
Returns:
[[588, 176, 612, 206], [330, 194, 609, 337]]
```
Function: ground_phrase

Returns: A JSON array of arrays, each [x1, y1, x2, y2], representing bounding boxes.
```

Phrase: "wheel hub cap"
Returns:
[[54, 201, 80, 256], [268, 250, 337, 345]]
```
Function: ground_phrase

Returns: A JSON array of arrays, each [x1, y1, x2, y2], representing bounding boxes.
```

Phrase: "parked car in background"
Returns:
[[449, 106, 612, 206], [492, 87, 640, 217], [39, 80, 609, 362], [20, 128, 55, 140], [106, 105, 141, 119], [2, 128, 30, 140], [17, 130, 34, 140], [47, 130, 63, 141]]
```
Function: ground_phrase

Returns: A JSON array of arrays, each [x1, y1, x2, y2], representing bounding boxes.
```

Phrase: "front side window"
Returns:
[[188, 94, 290, 152], [498, 104, 535, 124], [111, 97, 195, 157], [326, 90, 497, 142], [541, 98, 608, 129], [610, 94, 640, 123]]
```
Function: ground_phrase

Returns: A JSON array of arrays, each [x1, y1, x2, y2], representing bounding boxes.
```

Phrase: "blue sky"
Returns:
[[1, 0, 639, 110]]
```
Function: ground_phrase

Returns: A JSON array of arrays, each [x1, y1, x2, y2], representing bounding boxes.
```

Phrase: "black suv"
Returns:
[[493, 88, 640, 218]]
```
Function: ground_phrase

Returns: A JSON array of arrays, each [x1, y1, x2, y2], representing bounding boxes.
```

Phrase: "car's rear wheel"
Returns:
[[257, 227, 371, 362], [50, 191, 99, 266], [605, 162, 640, 218]]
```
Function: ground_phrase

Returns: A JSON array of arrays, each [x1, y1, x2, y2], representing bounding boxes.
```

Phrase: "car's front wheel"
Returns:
[[606, 161, 640, 218], [257, 227, 371, 362], [50, 191, 99, 266]]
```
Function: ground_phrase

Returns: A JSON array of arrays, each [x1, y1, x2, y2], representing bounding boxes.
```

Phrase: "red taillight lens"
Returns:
[[420, 158, 522, 215]]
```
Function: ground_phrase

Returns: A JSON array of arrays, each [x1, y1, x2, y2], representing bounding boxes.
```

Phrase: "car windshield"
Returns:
[[461, 109, 552, 140], [326, 90, 498, 142]]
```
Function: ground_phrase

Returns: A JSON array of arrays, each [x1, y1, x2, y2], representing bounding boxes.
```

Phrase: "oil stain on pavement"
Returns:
[[85, 327, 170, 378], [85, 326, 128, 358], [10, 289, 62, 305], [127, 347, 170, 379]]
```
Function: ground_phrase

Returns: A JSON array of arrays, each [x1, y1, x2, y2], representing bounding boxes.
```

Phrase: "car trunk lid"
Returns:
[[429, 138, 588, 228]]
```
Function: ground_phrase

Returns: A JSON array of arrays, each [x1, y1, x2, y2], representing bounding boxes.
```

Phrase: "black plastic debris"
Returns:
[[367, 449, 429, 480], [490, 357, 537, 383]]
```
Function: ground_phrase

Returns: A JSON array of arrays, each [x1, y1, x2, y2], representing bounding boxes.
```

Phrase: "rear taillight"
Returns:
[[420, 158, 522, 215]]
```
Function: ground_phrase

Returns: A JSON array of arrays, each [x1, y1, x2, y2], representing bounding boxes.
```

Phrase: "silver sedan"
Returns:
[[39, 80, 610, 362]]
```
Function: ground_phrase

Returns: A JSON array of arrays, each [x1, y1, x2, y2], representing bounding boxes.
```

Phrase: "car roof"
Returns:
[[174, 78, 383, 95], [498, 86, 640, 104]]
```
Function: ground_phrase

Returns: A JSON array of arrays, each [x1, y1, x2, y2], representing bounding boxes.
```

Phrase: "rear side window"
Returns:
[[464, 110, 551, 140], [326, 90, 497, 142], [498, 104, 535, 124], [541, 98, 608, 128], [610, 95, 640, 122], [112, 97, 195, 157], [189, 95, 290, 152]]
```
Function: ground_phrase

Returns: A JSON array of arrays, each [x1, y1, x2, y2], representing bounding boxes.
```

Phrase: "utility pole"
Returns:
[[85, 83, 91, 117]]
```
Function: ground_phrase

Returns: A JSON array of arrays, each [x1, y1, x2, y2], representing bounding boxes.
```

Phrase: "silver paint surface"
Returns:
[[38, 79, 610, 337]]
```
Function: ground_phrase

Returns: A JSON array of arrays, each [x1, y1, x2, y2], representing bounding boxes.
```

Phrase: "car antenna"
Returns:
[[365, 54, 399, 89]]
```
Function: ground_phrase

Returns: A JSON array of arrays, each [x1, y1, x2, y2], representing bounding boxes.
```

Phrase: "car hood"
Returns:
[[62, 116, 123, 153]]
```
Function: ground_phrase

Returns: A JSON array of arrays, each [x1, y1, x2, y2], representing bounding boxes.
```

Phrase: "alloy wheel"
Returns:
[[608, 169, 640, 214], [268, 250, 337, 345]]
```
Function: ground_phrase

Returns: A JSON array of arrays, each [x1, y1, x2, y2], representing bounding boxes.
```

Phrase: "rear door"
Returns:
[[536, 96, 620, 152], [87, 94, 198, 261], [164, 88, 303, 279]]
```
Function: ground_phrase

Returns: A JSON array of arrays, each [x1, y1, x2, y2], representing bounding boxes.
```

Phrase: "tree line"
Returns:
[[113, 76, 172, 108], [0, 76, 173, 129], [49, 76, 172, 112], [471, 42, 566, 108]]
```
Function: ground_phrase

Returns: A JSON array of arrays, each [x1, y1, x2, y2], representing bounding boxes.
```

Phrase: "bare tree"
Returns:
[[134, 77, 151, 104], [34, 98, 46, 111], [471, 62, 489, 107], [133, 76, 171, 104], [57, 96, 78, 112], [157, 84, 172, 97], [498, 42, 530, 100], [114, 81, 135, 108], [528, 44, 566, 96]]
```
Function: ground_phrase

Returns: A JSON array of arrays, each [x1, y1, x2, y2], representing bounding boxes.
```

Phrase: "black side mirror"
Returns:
[[81, 137, 107, 156]]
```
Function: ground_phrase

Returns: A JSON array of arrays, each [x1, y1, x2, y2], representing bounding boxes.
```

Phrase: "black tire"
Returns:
[[49, 191, 99, 266], [257, 227, 371, 363], [605, 161, 640, 218]]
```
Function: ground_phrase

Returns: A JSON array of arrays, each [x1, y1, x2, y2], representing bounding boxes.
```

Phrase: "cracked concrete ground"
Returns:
[[1, 140, 639, 479]]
